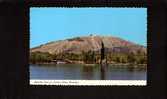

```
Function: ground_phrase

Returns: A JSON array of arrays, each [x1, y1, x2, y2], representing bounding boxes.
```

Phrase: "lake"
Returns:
[[30, 64, 146, 80]]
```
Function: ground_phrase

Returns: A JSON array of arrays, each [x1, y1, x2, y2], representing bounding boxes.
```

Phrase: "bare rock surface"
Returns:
[[30, 35, 146, 54]]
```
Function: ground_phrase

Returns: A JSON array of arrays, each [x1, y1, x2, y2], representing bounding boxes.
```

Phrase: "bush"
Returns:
[[30, 51, 53, 63]]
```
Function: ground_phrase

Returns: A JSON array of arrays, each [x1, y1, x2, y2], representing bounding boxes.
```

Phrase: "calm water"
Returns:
[[30, 64, 146, 80]]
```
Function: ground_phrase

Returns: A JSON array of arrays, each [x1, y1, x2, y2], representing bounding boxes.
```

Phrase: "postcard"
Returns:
[[29, 7, 147, 85]]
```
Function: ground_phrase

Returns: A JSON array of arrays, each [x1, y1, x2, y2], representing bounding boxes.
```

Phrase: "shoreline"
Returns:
[[30, 62, 147, 67]]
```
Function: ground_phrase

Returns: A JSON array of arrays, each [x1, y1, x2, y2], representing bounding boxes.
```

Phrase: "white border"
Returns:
[[30, 80, 146, 86]]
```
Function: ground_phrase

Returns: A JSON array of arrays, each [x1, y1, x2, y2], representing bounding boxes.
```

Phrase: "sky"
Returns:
[[30, 7, 147, 48]]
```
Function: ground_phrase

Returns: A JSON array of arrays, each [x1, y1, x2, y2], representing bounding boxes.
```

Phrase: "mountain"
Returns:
[[30, 35, 146, 55]]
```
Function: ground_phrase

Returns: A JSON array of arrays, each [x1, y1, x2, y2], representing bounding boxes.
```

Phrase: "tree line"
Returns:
[[30, 51, 147, 64]]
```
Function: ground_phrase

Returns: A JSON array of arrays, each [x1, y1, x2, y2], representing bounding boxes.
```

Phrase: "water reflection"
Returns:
[[100, 70, 105, 80], [127, 66, 136, 72], [81, 66, 94, 80], [30, 64, 146, 80], [100, 64, 108, 80]]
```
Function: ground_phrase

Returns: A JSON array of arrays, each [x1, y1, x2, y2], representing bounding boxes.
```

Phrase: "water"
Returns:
[[30, 64, 146, 80]]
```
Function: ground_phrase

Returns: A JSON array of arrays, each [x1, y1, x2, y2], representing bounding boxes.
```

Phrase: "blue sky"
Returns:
[[30, 7, 147, 48]]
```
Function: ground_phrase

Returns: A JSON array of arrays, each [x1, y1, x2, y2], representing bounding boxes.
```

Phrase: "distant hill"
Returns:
[[30, 35, 146, 55]]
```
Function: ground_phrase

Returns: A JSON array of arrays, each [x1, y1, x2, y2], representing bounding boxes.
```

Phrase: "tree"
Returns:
[[127, 53, 136, 64], [30, 51, 53, 63]]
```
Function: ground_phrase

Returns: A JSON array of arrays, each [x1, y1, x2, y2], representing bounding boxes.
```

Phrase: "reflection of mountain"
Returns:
[[30, 35, 146, 54]]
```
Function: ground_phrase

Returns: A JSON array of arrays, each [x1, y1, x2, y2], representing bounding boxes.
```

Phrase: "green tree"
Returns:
[[30, 51, 53, 63], [127, 53, 136, 64]]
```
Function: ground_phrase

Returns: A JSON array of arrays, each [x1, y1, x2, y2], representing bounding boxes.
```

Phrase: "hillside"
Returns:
[[30, 35, 146, 55]]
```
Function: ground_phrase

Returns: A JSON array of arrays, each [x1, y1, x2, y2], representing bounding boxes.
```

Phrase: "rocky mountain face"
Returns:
[[30, 35, 146, 55]]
